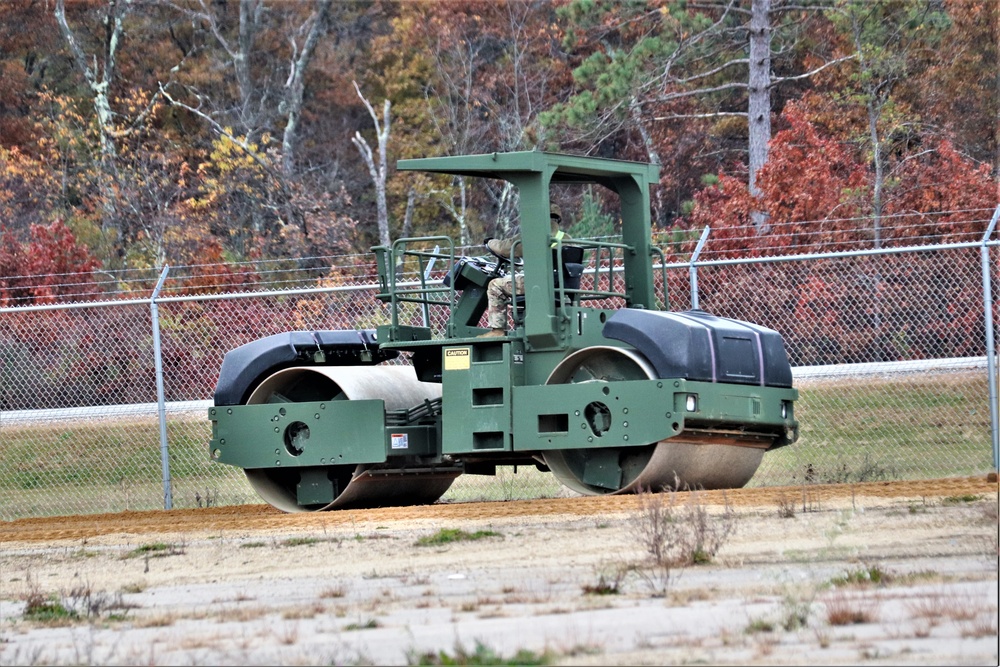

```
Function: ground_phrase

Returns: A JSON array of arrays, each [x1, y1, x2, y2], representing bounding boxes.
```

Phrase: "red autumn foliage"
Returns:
[[670, 104, 992, 365], [0, 220, 101, 305]]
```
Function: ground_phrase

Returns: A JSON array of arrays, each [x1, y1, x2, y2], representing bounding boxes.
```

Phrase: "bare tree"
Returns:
[[280, 0, 331, 178], [556, 0, 853, 230], [838, 0, 941, 249], [166, 0, 331, 168], [53, 0, 129, 242], [351, 81, 392, 247], [156, 0, 338, 252], [54, 0, 180, 263]]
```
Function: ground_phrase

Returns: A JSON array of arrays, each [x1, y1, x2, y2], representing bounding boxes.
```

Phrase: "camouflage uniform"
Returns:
[[483, 207, 566, 333], [485, 272, 525, 330]]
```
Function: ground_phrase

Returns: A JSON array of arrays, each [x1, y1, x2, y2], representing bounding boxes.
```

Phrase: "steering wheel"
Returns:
[[444, 255, 505, 289], [463, 255, 503, 278]]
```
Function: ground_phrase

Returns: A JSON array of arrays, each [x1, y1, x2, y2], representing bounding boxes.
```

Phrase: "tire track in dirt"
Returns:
[[1, 476, 996, 543]]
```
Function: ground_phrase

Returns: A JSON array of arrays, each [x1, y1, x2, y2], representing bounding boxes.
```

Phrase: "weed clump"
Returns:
[[124, 542, 184, 559], [829, 563, 893, 588], [20, 573, 135, 626], [415, 528, 501, 547], [407, 640, 551, 665], [581, 566, 626, 596], [627, 488, 737, 596], [823, 590, 880, 625]]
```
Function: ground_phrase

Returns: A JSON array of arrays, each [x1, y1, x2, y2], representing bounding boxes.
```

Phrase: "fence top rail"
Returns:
[[0, 281, 385, 314], [663, 238, 997, 271], [2, 235, 997, 314]]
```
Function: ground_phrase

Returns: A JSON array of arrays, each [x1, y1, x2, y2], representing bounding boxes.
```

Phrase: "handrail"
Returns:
[[556, 238, 633, 304], [381, 236, 455, 331]]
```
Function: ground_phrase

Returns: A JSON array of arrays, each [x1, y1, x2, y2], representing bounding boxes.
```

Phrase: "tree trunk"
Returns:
[[54, 0, 125, 252], [236, 0, 261, 131], [456, 176, 468, 246], [630, 97, 668, 226], [281, 0, 332, 179], [351, 82, 392, 247], [867, 98, 884, 249], [748, 0, 772, 233]]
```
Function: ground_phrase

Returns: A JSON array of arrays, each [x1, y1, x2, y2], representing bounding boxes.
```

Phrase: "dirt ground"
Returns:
[[1, 477, 998, 665]]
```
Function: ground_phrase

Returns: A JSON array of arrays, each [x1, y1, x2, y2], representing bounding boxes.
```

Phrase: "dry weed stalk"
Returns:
[[775, 493, 796, 519], [627, 486, 738, 596], [823, 590, 880, 626], [907, 588, 991, 629]]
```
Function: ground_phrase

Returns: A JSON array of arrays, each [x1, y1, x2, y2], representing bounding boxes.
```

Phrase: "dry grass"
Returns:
[[627, 488, 738, 597], [960, 615, 998, 639], [220, 605, 269, 623], [775, 493, 796, 519], [907, 590, 981, 623], [282, 601, 325, 619], [823, 590, 880, 626], [275, 623, 300, 645], [177, 632, 225, 651], [132, 611, 180, 628], [318, 584, 347, 599]]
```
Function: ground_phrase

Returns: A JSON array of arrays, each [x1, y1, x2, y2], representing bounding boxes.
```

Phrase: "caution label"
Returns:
[[390, 433, 408, 450], [444, 347, 471, 371]]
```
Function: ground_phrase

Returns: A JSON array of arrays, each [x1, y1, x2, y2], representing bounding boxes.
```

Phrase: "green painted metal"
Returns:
[[392, 151, 662, 349], [440, 340, 523, 453], [209, 400, 387, 469], [210, 151, 800, 509]]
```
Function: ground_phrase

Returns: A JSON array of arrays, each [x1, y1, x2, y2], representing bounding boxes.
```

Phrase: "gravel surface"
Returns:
[[1, 477, 997, 665]]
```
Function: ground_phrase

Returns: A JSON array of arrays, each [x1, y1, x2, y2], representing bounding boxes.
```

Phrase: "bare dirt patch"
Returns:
[[1, 477, 997, 665]]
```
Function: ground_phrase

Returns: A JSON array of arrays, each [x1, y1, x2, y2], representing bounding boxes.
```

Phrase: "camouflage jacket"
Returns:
[[487, 219, 568, 259]]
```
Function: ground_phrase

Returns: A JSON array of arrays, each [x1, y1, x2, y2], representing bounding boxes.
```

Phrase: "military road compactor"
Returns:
[[209, 152, 798, 512]]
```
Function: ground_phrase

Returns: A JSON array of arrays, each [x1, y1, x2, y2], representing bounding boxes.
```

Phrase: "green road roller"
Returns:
[[209, 151, 798, 511]]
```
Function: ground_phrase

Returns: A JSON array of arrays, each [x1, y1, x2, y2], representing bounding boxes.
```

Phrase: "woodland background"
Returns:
[[0, 1, 999, 408], [0, 0, 995, 289]]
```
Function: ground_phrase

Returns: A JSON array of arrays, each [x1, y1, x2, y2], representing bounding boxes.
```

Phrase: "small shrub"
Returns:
[[581, 566, 627, 596], [194, 488, 218, 508], [630, 488, 737, 566], [626, 488, 737, 596], [961, 616, 998, 639], [281, 536, 322, 547], [829, 564, 893, 588], [780, 592, 813, 631], [20, 575, 133, 625], [745, 617, 775, 634], [415, 528, 501, 546], [823, 591, 880, 625], [124, 542, 184, 559], [407, 640, 551, 666], [319, 585, 347, 599], [23, 596, 77, 624], [775, 493, 796, 519]]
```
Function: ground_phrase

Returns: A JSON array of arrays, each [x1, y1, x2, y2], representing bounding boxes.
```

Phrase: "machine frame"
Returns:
[[209, 151, 799, 511]]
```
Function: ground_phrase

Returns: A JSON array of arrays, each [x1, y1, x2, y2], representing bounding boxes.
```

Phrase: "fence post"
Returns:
[[982, 206, 1000, 472], [151, 265, 173, 510], [689, 226, 710, 309]]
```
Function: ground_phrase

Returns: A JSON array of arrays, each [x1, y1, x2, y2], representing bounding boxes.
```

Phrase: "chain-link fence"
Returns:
[[1, 236, 997, 520]]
